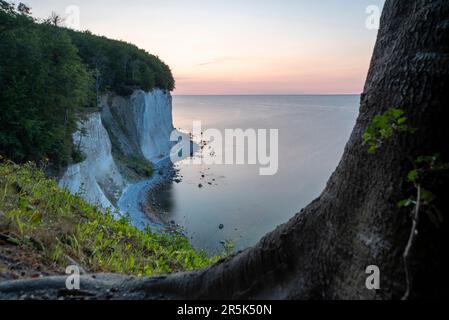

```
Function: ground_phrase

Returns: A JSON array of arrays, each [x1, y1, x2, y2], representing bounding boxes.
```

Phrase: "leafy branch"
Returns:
[[364, 109, 447, 299], [363, 108, 415, 154], [398, 154, 448, 300]]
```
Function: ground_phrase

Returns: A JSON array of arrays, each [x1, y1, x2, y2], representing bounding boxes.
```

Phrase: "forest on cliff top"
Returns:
[[0, 1, 175, 168]]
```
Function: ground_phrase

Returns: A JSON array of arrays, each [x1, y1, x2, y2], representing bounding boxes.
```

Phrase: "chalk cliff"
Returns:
[[59, 89, 174, 210]]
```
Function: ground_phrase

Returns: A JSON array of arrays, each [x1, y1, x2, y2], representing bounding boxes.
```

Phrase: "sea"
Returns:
[[153, 95, 360, 254]]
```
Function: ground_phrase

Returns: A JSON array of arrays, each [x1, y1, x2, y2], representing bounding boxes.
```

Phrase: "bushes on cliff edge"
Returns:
[[67, 29, 175, 96]]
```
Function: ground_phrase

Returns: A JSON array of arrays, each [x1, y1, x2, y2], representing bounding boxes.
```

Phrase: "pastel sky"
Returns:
[[24, 0, 385, 95]]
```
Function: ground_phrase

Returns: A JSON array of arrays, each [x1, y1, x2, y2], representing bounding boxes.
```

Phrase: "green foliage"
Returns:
[[0, 2, 175, 166], [397, 198, 416, 209], [71, 147, 86, 164], [0, 4, 93, 166], [407, 170, 419, 183], [363, 108, 414, 154], [0, 161, 217, 275], [113, 152, 154, 178], [66, 29, 175, 96], [398, 154, 448, 227], [221, 240, 236, 256]]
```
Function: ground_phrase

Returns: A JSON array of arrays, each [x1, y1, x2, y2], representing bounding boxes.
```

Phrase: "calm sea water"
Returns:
[[155, 95, 359, 254]]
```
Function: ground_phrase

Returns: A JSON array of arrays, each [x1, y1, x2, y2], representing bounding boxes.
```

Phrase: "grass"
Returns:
[[0, 160, 218, 276]]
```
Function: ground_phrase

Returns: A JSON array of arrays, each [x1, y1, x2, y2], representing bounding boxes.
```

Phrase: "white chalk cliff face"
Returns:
[[138, 91, 175, 162], [59, 89, 174, 210], [59, 113, 125, 209]]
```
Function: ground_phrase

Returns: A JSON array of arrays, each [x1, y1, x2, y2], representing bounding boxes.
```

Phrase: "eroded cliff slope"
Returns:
[[59, 89, 174, 210]]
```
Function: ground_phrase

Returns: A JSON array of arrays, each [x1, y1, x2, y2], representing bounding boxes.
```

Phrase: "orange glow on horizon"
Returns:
[[28, 0, 384, 95]]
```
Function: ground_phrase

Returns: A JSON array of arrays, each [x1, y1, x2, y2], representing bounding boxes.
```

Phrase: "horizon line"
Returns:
[[172, 93, 362, 96]]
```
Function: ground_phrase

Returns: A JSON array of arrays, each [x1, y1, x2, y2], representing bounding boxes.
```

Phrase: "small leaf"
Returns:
[[363, 132, 371, 141], [407, 170, 418, 183], [398, 200, 408, 208], [398, 199, 416, 208], [397, 117, 408, 125], [392, 109, 405, 118], [368, 146, 377, 154], [421, 189, 435, 203]]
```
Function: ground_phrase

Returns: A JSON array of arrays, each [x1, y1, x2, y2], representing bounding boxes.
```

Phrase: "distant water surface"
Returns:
[[154, 95, 359, 254]]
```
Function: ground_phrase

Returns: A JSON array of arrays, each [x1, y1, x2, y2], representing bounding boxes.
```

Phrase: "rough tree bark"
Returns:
[[0, 0, 448, 300]]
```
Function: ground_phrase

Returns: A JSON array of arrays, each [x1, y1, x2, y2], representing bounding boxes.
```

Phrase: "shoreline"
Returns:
[[117, 157, 176, 231], [116, 131, 194, 233]]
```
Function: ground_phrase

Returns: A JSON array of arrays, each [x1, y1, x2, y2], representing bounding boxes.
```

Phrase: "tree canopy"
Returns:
[[0, 1, 175, 167]]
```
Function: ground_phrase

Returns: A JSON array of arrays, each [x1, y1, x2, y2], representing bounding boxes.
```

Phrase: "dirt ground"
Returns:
[[0, 234, 62, 283]]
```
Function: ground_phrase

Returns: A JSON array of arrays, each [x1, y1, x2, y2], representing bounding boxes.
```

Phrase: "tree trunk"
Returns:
[[0, 0, 448, 300]]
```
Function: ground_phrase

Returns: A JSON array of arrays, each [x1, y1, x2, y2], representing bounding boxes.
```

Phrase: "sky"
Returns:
[[23, 0, 385, 95]]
